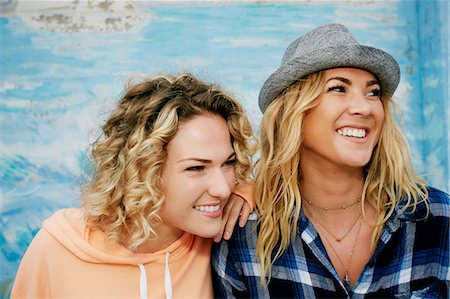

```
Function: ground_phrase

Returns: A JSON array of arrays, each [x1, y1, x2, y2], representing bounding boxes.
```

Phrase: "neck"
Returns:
[[300, 155, 365, 209], [130, 222, 184, 254]]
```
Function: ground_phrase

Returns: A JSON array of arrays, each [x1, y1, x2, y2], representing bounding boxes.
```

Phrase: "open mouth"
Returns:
[[193, 203, 221, 213], [337, 127, 366, 138]]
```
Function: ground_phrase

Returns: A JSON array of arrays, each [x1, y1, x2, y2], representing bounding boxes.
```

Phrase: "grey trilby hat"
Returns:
[[258, 23, 401, 112]]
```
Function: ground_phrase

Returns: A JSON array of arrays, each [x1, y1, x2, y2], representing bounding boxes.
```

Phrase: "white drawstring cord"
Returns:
[[138, 253, 172, 299], [138, 264, 148, 299], [164, 252, 172, 299]]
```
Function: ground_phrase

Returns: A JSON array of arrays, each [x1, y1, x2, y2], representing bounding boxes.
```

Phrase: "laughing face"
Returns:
[[158, 112, 236, 240], [302, 68, 385, 170]]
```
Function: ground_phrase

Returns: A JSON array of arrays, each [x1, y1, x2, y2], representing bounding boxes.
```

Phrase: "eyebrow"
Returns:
[[327, 77, 381, 87], [177, 152, 236, 163]]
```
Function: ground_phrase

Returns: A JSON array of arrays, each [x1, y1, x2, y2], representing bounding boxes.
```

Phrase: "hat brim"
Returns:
[[258, 45, 400, 112]]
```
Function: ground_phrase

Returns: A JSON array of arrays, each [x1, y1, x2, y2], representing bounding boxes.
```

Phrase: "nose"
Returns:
[[347, 91, 374, 117], [207, 169, 233, 200]]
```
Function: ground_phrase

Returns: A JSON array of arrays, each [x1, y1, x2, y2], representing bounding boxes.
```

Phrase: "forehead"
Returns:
[[324, 68, 377, 81], [166, 113, 233, 160]]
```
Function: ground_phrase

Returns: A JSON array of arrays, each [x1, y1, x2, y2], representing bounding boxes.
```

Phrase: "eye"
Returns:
[[223, 158, 237, 168], [185, 165, 205, 172], [327, 85, 346, 93], [367, 88, 381, 97]]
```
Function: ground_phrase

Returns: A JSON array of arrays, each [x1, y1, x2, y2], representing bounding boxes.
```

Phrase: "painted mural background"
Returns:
[[0, 0, 449, 296]]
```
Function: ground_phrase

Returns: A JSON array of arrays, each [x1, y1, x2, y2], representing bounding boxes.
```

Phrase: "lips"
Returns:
[[193, 203, 222, 219]]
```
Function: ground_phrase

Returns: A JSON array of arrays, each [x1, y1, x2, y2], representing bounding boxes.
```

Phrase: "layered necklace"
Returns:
[[306, 206, 361, 242], [303, 197, 362, 287], [305, 196, 361, 212]]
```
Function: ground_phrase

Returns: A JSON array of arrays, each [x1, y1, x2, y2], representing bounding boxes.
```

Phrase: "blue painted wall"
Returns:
[[416, 0, 449, 190], [0, 1, 448, 296]]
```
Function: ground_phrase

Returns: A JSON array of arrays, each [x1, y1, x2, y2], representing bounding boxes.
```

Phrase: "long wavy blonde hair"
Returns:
[[81, 73, 256, 250], [255, 71, 428, 283]]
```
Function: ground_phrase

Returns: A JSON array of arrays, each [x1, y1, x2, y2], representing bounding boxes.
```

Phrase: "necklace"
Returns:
[[304, 206, 362, 242], [320, 215, 362, 287], [304, 196, 361, 211]]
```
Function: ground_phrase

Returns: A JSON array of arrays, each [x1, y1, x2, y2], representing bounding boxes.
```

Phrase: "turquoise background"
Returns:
[[0, 1, 448, 296]]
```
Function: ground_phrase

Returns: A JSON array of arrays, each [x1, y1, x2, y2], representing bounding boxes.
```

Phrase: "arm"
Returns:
[[232, 181, 255, 211], [214, 181, 254, 242]]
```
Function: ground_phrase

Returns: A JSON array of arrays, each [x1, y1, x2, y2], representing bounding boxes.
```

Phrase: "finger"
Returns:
[[213, 232, 222, 243], [213, 216, 226, 243], [223, 197, 244, 240], [214, 197, 233, 242], [239, 203, 252, 227]]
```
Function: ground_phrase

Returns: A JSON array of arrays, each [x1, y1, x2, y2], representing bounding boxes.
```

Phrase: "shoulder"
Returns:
[[422, 187, 450, 239], [42, 208, 83, 227], [403, 187, 449, 245], [19, 224, 62, 264], [16, 209, 78, 262], [44, 207, 85, 239], [427, 186, 450, 217], [227, 213, 259, 249], [397, 187, 449, 221], [11, 227, 54, 298], [42, 208, 86, 237], [212, 215, 258, 261], [211, 215, 260, 292]]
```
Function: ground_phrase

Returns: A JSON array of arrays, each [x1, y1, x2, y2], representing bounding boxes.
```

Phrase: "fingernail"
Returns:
[[224, 231, 230, 239]]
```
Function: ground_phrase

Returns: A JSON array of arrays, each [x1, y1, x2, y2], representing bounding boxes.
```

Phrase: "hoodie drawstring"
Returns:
[[138, 264, 148, 299], [164, 252, 172, 299], [138, 252, 172, 299]]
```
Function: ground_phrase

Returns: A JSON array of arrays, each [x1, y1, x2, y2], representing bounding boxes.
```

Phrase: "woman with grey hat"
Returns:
[[212, 23, 449, 298]]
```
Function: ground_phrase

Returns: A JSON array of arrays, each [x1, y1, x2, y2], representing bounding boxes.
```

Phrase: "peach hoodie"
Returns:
[[11, 186, 253, 299]]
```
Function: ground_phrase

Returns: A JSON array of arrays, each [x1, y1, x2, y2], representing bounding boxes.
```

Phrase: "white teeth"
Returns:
[[338, 128, 366, 138], [194, 204, 220, 213]]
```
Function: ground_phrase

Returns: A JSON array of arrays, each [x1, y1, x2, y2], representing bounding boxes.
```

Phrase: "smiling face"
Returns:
[[301, 68, 385, 170], [158, 112, 236, 241]]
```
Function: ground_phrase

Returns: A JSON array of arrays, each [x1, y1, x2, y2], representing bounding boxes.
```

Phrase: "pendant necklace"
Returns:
[[305, 207, 362, 242], [319, 215, 363, 288]]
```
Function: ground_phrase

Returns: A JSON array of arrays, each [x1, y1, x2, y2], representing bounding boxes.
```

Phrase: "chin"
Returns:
[[339, 160, 369, 170], [194, 230, 220, 239], [341, 154, 372, 167], [191, 223, 222, 238]]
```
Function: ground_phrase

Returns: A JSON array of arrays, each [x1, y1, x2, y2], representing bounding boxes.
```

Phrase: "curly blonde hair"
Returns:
[[255, 71, 428, 283], [81, 73, 256, 250]]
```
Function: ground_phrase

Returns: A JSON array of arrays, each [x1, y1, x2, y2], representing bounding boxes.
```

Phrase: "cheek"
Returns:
[[228, 170, 236, 186], [370, 103, 385, 147], [223, 167, 237, 191], [375, 103, 385, 130], [160, 177, 189, 212]]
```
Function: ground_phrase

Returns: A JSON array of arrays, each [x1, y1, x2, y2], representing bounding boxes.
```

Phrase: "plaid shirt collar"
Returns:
[[295, 194, 431, 293]]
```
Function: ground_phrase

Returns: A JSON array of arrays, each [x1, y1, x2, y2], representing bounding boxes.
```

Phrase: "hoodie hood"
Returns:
[[12, 208, 213, 299], [43, 208, 193, 266], [41, 208, 205, 299]]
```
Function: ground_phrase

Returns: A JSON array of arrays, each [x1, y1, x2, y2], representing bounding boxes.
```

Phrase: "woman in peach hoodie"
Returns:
[[11, 73, 256, 299]]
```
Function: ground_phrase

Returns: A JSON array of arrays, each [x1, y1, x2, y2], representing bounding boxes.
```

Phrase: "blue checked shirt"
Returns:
[[212, 187, 450, 298]]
